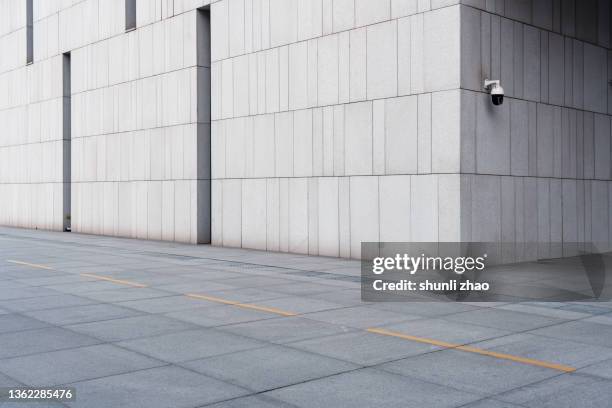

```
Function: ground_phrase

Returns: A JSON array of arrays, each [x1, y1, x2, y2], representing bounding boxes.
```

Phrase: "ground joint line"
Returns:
[[7, 260, 54, 270], [185, 293, 297, 317], [367, 328, 576, 373], [80, 273, 147, 288]]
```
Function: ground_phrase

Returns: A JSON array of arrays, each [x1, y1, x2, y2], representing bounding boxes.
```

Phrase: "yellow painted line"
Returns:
[[186, 293, 237, 306], [7, 260, 54, 270], [236, 303, 298, 316], [185, 293, 297, 317], [366, 328, 576, 373], [80, 273, 147, 288]]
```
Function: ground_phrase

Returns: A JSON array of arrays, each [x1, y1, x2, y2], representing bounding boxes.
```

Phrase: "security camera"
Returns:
[[484, 79, 504, 106]]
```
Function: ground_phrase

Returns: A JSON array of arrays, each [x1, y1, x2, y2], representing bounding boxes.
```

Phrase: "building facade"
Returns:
[[0, 0, 611, 260]]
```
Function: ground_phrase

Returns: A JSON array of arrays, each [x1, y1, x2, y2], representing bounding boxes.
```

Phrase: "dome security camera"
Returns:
[[484, 79, 504, 106]]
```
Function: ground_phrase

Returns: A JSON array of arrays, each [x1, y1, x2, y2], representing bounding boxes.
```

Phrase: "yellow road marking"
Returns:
[[7, 256, 573, 373], [7, 260, 54, 270], [80, 273, 147, 288], [366, 328, 576, 373], [185, 293, 297, 317], [186, 293, 237, 305]]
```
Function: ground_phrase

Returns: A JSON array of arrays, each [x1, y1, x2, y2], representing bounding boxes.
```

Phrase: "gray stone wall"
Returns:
[[69, 5, 210, 243], [210, 0, 465, 258], [0, 0, 212, 243], [460, 0, 612, 260], [1, 0, 610, 260], [0, 1, 65, 230]]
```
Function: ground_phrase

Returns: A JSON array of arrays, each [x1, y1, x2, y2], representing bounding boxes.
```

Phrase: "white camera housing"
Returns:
[[484, 79, 504, 106]]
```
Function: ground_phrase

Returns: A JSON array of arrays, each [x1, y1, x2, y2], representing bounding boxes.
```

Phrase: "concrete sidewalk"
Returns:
[[1, 227, 612, 408]]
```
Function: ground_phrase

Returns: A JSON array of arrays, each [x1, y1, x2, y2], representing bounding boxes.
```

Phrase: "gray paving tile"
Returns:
[[67, 315, 199, 342], [582, 313, 612, 326], [0, 401, 66, 407], [221, 317, 355, 344], [0, 327, 101, 359], [557, 303, 612, 315], [76, 266, 133, 274], [177, 270, 247, 280], [182, 345, 357, 392], [496, 303, 591, 320], [216, 276, 297, 289], [118, 328, 265, 363], [458, 398, 525, 408], [265, 368, 480, 408], [379, 318, 511, 345], [577, 358, 612, 380], [0, 372, 20, 388], [204, 395, 298, 408], [200, 288, 288, 303], [119, 275, 197, 286], [443, 308, 567, 332], [278, 273, 359, 289], [0, 267, 35, 278], [1, 268, 58, 279], [13, 275, 93, 287], [0, 344, 164, 386], [302, 306, 420, 329], [0, 287, 61, 301], [528, 321, 612, 348], [164, 305, 280, 327], [77, 287, 172, 303], [118, 295, 217, 314], [2, 270, 54, 280], [155, 281, 237, 294], [66, 366, 248, 408], [239, 296, 344, 314], [461, 302, 511, 308], [24, 304, 142, 326], [289, 331, 440, 365], [379, 349, 558, 395], [0, 281, 26, 290], [371, 301, 481, 317], [497, 374, 612, 408], [4, 227, 612, 408], [0, 294, 97, 313], [472, 333, 612, 369], [43, 281, 136, 294], [44, 259, 98, 268], [295, 289, 364, 307], [266, 282, 340, 296], [0, 314, 50, 334], [44, 260, 99, 270]]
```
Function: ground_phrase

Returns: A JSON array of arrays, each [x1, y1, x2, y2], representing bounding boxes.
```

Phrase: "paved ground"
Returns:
[[1, 227, 612, 408]]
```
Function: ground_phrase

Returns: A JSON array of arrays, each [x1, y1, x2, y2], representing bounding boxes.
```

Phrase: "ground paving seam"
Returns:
[[4, 230, 612, 406]]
